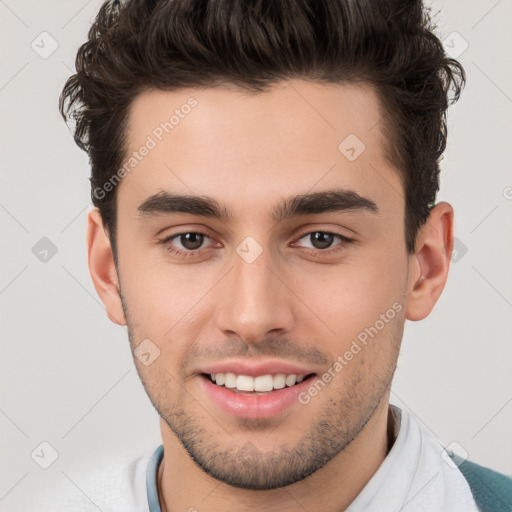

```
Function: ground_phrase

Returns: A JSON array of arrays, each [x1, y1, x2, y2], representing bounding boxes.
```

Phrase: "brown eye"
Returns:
[[308, 232, 335, 249], [160, 230, 214, 257], [296, 231, 353, 251], [177, 232, 205, 250]]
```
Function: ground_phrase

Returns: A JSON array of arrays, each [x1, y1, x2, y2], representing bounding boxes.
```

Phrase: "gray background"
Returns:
[[1, 0, 511, 510]]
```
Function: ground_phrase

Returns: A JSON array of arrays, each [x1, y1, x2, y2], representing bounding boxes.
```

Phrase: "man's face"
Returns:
[[114, 80, 410, 489]]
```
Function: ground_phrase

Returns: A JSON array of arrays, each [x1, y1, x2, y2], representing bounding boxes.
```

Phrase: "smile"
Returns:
[[199, 372, 317, 419], [205, 372, 314, 393]]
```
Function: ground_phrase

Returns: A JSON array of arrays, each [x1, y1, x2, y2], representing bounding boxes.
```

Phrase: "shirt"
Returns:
[[345, 405, 480, 511], [33, 404, 480, 511]]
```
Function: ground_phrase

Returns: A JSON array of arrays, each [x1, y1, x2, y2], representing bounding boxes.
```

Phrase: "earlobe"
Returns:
[[405, 202, 454, 321], [86, 208, 127, 326]]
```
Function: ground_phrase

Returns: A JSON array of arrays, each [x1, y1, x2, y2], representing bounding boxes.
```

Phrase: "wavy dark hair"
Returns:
[[59, 0, 465, 262]]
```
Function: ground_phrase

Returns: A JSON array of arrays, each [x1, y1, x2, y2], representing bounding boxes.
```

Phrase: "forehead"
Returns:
[[119, 80, 401, 222], [126, 80, 384, 154]]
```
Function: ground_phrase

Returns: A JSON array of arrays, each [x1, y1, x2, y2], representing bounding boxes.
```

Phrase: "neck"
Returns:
[[157, 398, 394, 512]]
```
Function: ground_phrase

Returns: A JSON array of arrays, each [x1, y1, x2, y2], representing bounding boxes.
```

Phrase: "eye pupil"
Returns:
[[181, 233, 204, 250], [311, 232, 334, 249]]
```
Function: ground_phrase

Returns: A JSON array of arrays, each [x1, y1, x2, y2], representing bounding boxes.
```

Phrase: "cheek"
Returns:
[[120, 256, 218, 356], [119, 234, 200, 310], [296, 253, 405, 347]]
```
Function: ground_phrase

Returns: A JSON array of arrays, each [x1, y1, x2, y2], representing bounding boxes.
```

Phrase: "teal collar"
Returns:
[[146, 444, 164, 512]]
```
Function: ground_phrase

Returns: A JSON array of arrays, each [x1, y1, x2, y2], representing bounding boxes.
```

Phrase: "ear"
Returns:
[[405, 201, 454, 321], [86, 208, 127, 326]]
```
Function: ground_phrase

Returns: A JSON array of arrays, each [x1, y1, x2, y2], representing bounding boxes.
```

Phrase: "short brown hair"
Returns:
[[59, 0, 465, 261]]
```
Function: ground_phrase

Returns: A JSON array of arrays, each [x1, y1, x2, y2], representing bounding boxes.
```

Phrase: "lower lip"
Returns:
[[199, 374, 315, 419]]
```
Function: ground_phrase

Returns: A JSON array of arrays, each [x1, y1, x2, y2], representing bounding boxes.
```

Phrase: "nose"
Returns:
[[214, 246, 295, 344]]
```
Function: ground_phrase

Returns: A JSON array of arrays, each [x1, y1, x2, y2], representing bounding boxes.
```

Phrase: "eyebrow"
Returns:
[[137, 188, 379, 223]]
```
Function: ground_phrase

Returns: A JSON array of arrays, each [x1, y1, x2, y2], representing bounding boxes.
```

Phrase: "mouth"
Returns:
[[201, 372, 317, 394], [199, 370, 318, 419], [196, 361, 321, 419]]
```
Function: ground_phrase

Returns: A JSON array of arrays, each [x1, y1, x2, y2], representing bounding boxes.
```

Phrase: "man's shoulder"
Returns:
[[31, 446, 156, 512], [448, 453, 512, 512]]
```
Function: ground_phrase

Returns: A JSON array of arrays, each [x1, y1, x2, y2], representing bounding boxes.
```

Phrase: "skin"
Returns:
[[87, 79, 454, 512]]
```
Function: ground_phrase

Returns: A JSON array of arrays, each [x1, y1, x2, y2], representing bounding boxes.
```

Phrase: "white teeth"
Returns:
[[208, 372, 308, 392], [273, 374, 286, 389], [254, 375, 274, 392], [224, 372, 237, 388], [236, 375, 254, 391], [285, 374, 297, 387]]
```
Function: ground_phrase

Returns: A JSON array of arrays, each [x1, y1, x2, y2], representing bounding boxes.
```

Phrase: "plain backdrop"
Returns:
[[1, 0, 511, 510]]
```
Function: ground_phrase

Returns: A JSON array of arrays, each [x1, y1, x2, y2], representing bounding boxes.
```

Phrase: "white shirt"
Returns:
[[31, 404, 479, 511], [346, 405, 480, 511]]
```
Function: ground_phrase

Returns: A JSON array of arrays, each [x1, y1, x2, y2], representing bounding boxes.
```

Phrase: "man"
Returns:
[[57, 0, 511, 510]]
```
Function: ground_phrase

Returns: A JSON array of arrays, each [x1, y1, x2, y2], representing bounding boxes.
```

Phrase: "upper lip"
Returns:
[[197, 359, 318, 377]]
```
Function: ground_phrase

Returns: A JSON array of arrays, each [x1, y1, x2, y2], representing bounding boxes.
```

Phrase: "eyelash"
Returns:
[[159, 229, 354, 258]]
